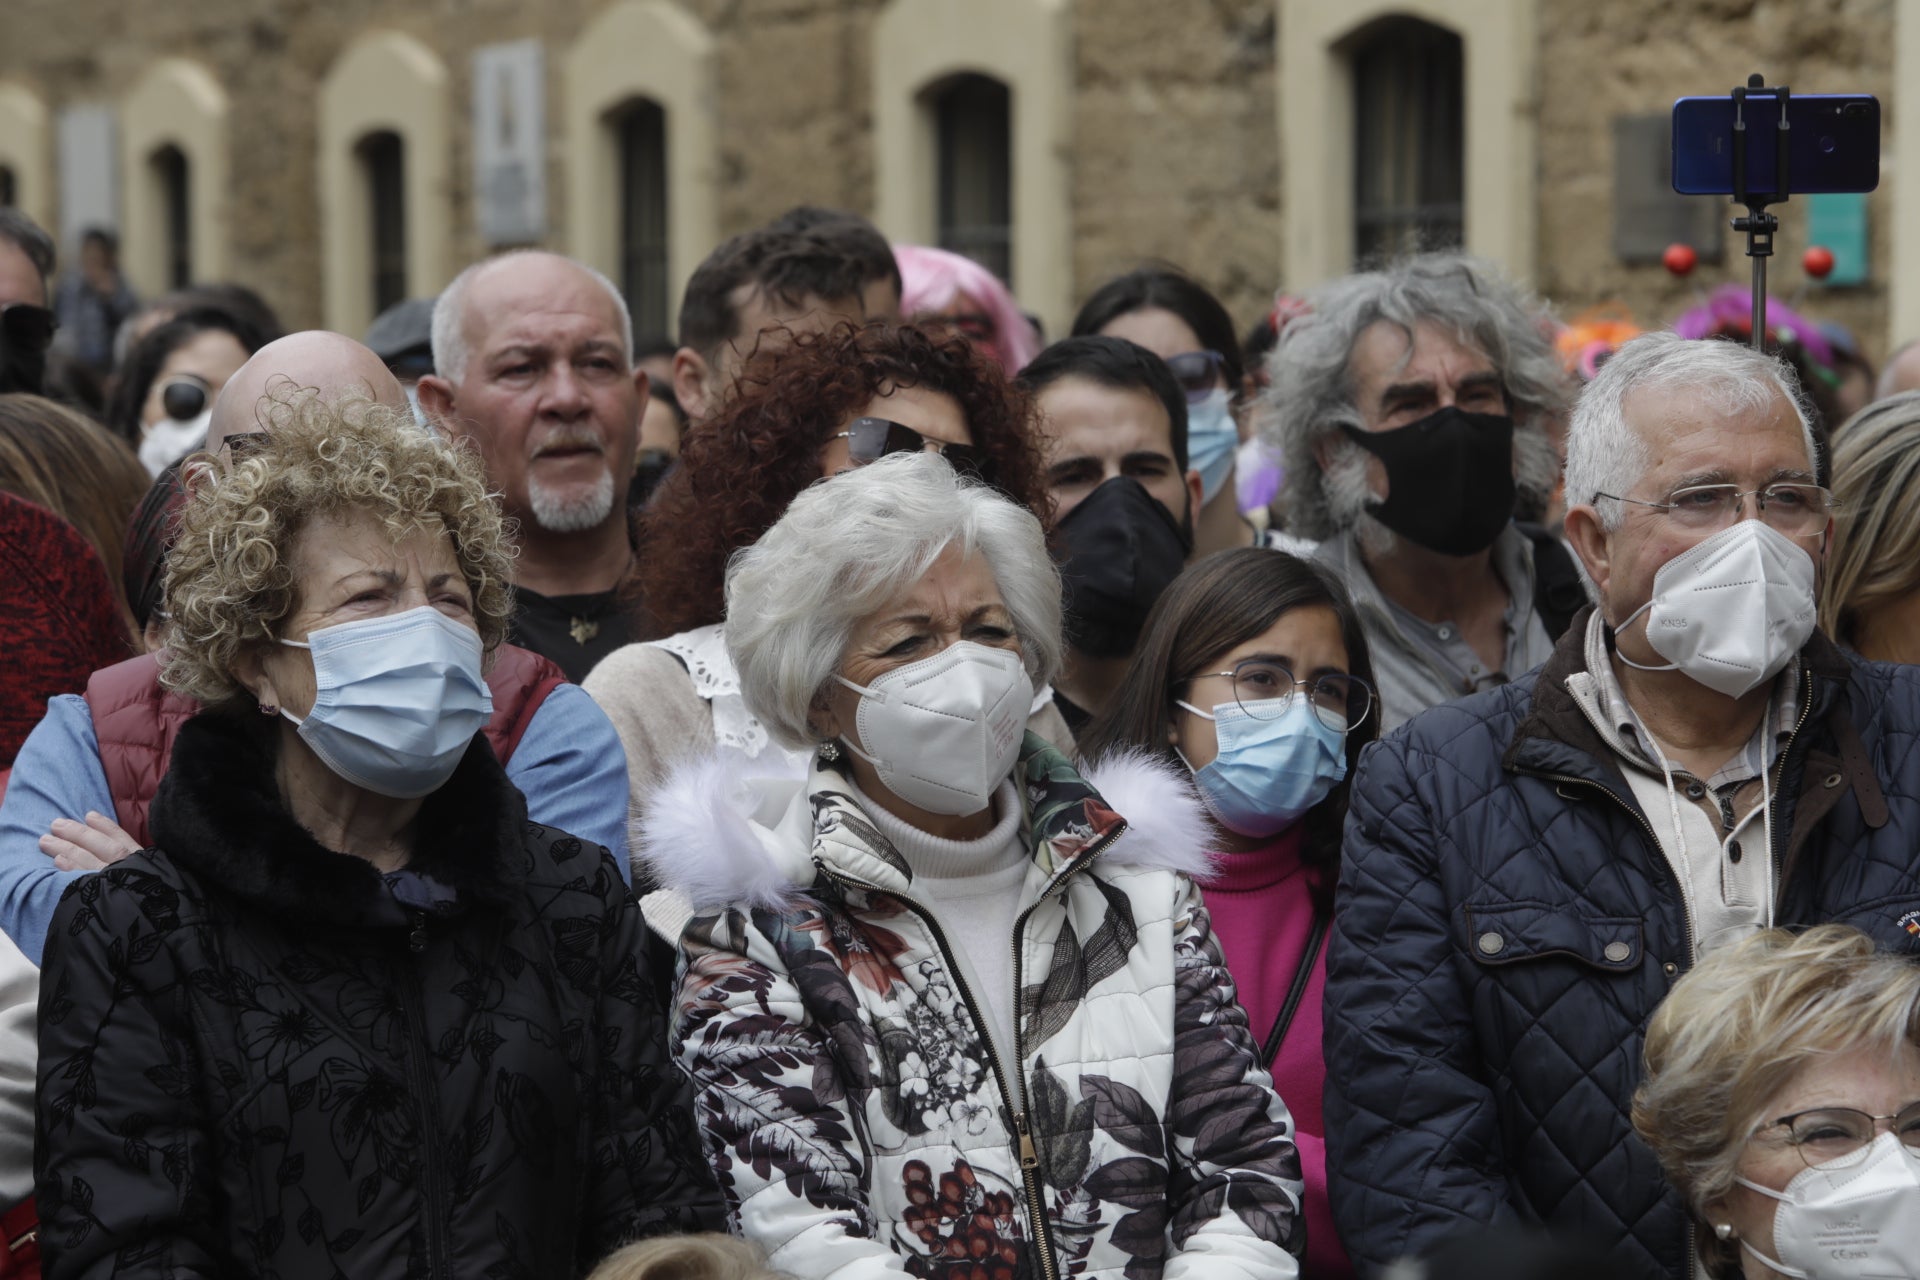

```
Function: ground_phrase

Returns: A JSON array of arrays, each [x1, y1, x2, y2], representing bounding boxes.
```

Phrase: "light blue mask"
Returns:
[[1177, 694, 1348, 838], [280, 606, 494, 799], [1186, 388, 1238, 506]]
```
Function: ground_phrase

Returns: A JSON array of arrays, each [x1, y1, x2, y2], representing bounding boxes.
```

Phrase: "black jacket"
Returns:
[[1323, 611, 1920, 1279], [35, 713, 726, 1280]]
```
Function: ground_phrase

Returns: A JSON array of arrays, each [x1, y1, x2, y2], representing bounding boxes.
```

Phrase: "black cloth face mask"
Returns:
[[1342, 406, 1516, 556], [1054, 476, 1193, 660]]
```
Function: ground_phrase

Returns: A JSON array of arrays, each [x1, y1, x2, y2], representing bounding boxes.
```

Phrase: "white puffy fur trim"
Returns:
[[635, 752, 811, 913], [1077, 750, 1218, 880], [637, 747, 1217, 913]]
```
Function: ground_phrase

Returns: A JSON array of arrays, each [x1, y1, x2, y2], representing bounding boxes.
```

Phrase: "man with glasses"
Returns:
[[1264, 253, 1579, 730], [0, 209, 58, 395], [1321, 331, 1920, 1279]]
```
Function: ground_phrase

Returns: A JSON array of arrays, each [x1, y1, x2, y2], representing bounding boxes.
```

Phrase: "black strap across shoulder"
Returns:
[[1261, 909, 1329, 1068], [1519, 521, 1587, 643]]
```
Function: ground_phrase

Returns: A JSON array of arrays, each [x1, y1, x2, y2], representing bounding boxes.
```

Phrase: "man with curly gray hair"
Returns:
[[1262, 253, 1576, 730]]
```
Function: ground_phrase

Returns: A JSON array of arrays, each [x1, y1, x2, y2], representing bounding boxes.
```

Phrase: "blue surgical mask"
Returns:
[[279, 606, 494, 798], [1186, 387, 1238, 506], [1176, 695, 1348, 839]]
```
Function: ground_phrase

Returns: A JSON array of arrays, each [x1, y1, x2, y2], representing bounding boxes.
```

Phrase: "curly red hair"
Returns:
[[633, 321, 1047, 638]]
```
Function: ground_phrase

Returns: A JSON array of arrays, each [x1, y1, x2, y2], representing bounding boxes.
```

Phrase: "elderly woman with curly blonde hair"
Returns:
[[33, 394, 725, 1280]]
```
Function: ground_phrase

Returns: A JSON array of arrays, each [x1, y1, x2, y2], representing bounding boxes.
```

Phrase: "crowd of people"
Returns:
[[2, 189, 1920, 1280]]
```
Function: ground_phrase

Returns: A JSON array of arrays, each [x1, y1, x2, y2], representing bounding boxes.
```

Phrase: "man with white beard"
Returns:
[[419, 251, 644, 680]]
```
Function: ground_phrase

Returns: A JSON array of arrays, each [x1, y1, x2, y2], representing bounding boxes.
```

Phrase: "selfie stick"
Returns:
[[1729, 74, 1792, 353]]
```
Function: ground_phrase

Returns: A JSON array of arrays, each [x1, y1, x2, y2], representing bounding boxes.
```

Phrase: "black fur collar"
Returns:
[[150, 712, 529, 928]]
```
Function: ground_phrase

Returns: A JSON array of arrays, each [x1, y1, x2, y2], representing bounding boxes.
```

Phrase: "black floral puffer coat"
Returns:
[[34, 712, 727, 1280]]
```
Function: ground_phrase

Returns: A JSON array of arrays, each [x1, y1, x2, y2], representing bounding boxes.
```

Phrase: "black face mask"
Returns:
[[0, 304, 52, 396], [1342, 406, 1515, 556], [1054, 476, 1193, 660]]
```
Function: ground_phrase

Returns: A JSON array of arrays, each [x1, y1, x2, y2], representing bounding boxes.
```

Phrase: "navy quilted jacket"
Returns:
[[1322, 610, 1920, 1279]]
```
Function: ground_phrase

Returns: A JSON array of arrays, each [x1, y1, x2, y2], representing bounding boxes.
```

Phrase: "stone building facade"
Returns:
[[0, 0, 1909, 355]]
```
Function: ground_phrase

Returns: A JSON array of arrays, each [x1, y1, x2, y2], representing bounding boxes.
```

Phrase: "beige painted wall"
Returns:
[[562, 0, 719, 325], [1279, 0, 1537, 290], [120, 59, 230, 298], [0, 83, 52, 234], [317, 31, 451, 335], [872, 0, 1074, 337]]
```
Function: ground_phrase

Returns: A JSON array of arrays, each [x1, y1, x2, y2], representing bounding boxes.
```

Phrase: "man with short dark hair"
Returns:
[[0, 208, 58, 394], [669, 226, 868, 424], [1019, 334, 1202, 731], [52, 227, 138, 375], [764, 205, 902, 321]]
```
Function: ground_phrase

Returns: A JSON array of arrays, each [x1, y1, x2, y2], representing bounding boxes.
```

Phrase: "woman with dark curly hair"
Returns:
[[583, 321, 1069, 828]]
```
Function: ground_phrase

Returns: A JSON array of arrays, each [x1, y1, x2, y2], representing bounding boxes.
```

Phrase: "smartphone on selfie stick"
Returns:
[[1670, 76, 1880, 350]]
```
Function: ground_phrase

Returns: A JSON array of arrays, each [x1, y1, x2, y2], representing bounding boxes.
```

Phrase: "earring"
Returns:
[[816, 740, 841, 763], [259, 703, 278, 716], [1714, 1223, 1736, 1241]]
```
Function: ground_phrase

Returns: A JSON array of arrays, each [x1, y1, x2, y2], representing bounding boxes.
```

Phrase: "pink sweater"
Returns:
[[1200, 825, 1352, 1280]]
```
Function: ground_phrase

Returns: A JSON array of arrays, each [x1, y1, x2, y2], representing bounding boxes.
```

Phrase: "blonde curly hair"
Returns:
[[159, 389, 515, 710], [1632, 925, 1920, 1275]]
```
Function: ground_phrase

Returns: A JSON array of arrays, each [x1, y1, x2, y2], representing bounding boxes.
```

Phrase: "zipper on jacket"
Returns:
[[1521, 769, 1698, 965], [817, 824, 1122, 1280], [396, 910, 453, 1278], [1765, 670, 1817, 912]]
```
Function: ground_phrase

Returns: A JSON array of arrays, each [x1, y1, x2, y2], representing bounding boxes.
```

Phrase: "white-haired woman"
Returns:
[[641, 452, 1305, 1279], [1633, 925, 1920, 1279]]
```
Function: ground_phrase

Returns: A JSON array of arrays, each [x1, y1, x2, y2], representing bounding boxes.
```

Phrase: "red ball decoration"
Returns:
[[1803, 246, 1836, 280], [1662, 243, 1698, 276]]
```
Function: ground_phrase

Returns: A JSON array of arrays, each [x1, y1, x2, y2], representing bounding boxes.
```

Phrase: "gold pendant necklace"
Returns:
[[569, 616, 600, 645]]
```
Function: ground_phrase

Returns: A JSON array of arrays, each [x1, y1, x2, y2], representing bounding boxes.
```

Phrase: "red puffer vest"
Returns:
[[83, 645, 567, 846]]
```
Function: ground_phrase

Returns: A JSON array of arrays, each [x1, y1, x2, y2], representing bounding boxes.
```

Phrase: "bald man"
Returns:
[[418, 252, 644, 682], [0, 329, 637, 963], [202, 328, 409, 455]]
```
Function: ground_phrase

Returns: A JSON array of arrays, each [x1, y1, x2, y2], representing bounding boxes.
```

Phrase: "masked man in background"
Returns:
[[1321, 331, 1920, 1279], [1019, 335, 1201, 735], [1264, 253, 1578, 731]]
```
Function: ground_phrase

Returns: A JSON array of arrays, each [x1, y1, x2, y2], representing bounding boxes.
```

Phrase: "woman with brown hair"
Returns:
[[0, 392, 151, 640], [583, 320, 1068, 822], [1077, 546, 1377, 1280]]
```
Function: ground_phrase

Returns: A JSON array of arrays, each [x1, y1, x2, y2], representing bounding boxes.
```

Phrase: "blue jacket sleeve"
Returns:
[[1320, 734, 1519, 1275], [504, 683, 633, 885], [0, 697, 111, 965]]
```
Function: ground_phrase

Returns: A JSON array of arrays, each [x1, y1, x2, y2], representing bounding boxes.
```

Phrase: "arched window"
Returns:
[[932, 73, 1012, 283], [1350, 17, 1463, 263], [0, 166, 14, 207], [151, 145, 191, 287], [359, 131, 407, 315], [612, 98, 670, 338]]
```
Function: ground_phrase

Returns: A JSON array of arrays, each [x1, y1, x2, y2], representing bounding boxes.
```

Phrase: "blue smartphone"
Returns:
[[1671, 93, 1880, 197]]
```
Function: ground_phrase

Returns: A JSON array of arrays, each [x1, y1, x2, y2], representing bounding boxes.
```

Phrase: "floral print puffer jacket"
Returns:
[[642, 738, 1305, 1280]]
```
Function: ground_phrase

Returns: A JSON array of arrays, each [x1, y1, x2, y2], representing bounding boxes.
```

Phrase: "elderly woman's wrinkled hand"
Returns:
[[39, 811, 142, 870]]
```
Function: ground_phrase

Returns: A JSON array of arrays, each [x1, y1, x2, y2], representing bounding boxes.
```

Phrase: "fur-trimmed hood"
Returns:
[[637, 737, 1213, 914]]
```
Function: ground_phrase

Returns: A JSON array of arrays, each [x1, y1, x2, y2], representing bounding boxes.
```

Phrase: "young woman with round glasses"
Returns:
[[1078, 545, 1377, 1280]]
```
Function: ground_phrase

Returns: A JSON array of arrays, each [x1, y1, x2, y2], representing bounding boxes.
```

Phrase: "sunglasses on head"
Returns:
[[0, 304, 56, 355], [1164, 350, 1227, 404], [834, 417, 990, 480]]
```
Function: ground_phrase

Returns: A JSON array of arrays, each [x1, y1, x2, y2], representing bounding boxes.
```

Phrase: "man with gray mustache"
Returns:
[[418, 250, 645, 681]]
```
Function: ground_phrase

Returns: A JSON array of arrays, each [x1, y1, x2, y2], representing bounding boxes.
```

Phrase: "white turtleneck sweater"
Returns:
[[851, 779, 1030, 1063]]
